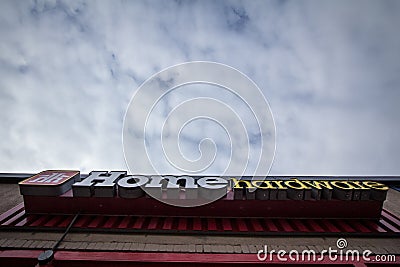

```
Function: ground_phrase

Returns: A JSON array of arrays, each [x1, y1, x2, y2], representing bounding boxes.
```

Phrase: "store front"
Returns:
[[0, 170, 399, 266]]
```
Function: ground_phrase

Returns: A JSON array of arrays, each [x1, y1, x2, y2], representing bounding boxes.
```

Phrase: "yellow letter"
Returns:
[[271, 180, 287, 189], [348, 181, 369, 190], [231, 178, 254, 189], [252, 180, 276, 189], [330, 181, 357, 190], [362, 181, 389, 191], [302, 181, 333, 190], [284, 179, 311, 190]]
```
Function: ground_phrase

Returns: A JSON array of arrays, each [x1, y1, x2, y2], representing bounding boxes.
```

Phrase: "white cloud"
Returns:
[[0, 0, 399, 175]]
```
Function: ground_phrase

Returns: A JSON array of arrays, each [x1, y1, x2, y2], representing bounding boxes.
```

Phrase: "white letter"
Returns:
[[362, 250, 372, 262], [277, 250, 287, 261], [73, 171, 126, 197], [118, 175, 149, 198], [197, 177, 228, 200], [257, 245, 268, 261]]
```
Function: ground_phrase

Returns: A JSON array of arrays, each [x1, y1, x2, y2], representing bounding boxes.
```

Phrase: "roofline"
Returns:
[[1, 172, 400, 183]]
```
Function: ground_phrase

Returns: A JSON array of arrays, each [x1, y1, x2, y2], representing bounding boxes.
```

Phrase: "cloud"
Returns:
[[0, 0, 399, 175]]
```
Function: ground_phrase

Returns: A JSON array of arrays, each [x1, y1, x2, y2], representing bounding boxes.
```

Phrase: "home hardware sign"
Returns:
[[19, 170, 389, 218], [19, 170, 388, 201]]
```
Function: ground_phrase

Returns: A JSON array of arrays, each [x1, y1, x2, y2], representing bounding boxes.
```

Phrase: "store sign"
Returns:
[[19, 170, 389, 201]]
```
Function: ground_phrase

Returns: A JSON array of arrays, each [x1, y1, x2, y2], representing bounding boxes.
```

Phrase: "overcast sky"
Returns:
[[1, 0, 399, 176]]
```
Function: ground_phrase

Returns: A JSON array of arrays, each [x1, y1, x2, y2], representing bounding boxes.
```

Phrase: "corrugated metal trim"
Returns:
[[1, 203, 399, 236]]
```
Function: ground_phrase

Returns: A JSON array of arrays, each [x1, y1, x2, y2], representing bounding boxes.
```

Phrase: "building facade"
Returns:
[[0, 171, 399, 266]]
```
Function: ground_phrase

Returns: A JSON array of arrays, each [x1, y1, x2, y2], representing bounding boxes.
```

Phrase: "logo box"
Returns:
[[19, 170, 80, 196]]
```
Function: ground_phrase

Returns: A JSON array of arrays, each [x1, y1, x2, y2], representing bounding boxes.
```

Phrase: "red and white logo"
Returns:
[[20, 170, 79, 186]]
